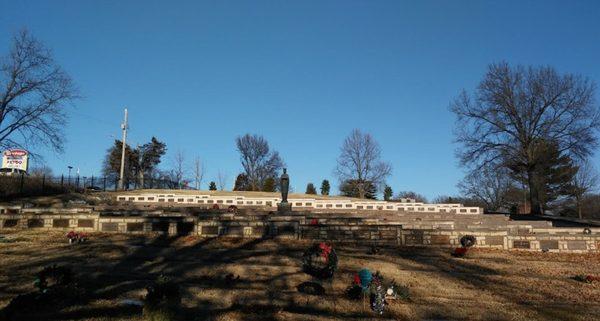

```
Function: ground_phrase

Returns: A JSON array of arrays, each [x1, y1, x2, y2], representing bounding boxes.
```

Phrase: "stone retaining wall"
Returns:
[[1, 211, 599, 253]]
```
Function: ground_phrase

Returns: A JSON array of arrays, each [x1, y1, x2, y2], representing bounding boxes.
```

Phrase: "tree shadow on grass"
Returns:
[[340, 244, 599, 321]]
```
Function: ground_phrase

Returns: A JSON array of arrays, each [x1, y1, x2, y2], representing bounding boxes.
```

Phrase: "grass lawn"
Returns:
[[0, 230, 599, 321]]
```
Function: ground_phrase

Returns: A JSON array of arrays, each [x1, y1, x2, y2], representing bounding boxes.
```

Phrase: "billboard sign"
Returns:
[[1, 149, 29, 172]]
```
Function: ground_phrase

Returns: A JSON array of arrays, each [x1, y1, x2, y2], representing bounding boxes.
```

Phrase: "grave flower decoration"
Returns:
[[452, 235, 477, 257], [573, 274, 600, 283], [66, 231, 88, 244], [302, 242, 338, 279]]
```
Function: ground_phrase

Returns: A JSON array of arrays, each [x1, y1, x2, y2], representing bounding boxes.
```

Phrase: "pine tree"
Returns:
[[262, 177, 276, 192], [383, 185, 393, 201], [506, 139, 577, 213], [305, 183, 317, 195], [320, 179, 330, 196], [340, 179, 377, 199], [209, 181, 217, 191], [233, 173, 250, 191]]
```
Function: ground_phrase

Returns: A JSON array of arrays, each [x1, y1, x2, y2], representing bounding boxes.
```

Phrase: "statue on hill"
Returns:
[[277, 168, 291, 214], [280, 168, 289, 203]]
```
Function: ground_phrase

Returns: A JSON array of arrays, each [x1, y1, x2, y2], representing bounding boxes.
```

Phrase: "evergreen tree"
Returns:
[[102, 140, 137, 187], [209, 181, 217, 191], [132, 137, 167, 187], [102, 137, 166, 188], [383, 185, 393, 201], [305, 183, 317, 195], [262, 177, 276, 192], [340, 179, 377, 199], [233, 173, 250, 191], [506, 139, 577, 212], [320, 179, 330, 196]]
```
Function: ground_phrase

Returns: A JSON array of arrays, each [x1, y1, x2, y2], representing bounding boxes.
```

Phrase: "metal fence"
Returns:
[[0, 174, 178, 199]]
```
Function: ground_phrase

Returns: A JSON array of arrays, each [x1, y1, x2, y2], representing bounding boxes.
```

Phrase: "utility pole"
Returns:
[[118, 108, 128, 190]]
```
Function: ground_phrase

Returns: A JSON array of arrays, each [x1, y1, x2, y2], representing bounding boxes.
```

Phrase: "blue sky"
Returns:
[[1, 1, 599, 199]]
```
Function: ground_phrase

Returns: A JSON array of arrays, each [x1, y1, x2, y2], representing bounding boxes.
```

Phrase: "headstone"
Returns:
[[152, 221, 169, 233], [567, 241, 587, 250], [127, 223, 144, 232], [101, 222, 119, 232], [27, 219, 44, 228], [77, 219, 94, 228], [405, 230, 424, 245], [485, 236, 505, 246], [252, 226, 265, 236], [177, 222, 195, 235], [539, 240, 559, 250], [430, 235, 450, 245], [2, 219, 19, 228], [513, 240, 530, 249], [225, 226, 244, 236], [52, 219, 70, 228], [277, 224, 296, 236], [201, 226, 219, 235]]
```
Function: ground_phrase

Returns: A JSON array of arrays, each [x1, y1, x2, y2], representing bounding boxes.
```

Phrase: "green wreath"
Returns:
[[302, 243, 338, 279]]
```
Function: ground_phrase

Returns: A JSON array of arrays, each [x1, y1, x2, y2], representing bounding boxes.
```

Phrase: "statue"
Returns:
[[277, 168, 291, 213], [280, 168, 289, 203]]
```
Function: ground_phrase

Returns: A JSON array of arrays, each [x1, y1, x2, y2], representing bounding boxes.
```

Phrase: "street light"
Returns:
[[67, 166, 73, 186]]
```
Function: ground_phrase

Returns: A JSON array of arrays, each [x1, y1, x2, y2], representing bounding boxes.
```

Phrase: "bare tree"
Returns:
[[394, 191, 428, 203], [216, 170, 228, 191], [335, 129, 392, 199], [570, 161, 599, 219], [236, 134, 284, 191], [458, 165, 515, 212], [0, 30, 78, 152], [451, 62, 600, 214], [192, 157, 205, 190], [172, 150, 186, 188], [29, 165, 53, 177]]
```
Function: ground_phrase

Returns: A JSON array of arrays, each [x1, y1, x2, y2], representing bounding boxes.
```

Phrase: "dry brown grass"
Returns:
[[0, 230, 599, 321]]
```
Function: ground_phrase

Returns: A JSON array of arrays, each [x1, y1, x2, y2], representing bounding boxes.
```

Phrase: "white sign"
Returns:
[[1, 149, 29, 172]]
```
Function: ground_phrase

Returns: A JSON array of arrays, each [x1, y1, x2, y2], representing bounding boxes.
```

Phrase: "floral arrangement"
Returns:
[[302, 242, 338, 279], [452, 235, 477, 257], [345, 269, 410, 314], [573, 274, 599, 283], [460, 235, 477, 248], [452, 247, 469, 257], [66, 231, 88, 244]]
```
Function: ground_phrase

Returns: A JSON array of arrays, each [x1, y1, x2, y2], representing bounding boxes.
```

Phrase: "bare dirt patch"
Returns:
[[0, 230, 599, 320]]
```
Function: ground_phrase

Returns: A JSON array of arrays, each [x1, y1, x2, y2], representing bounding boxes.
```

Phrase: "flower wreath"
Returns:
[[302, 242, 338, 279], [460, 235, 477, 248]]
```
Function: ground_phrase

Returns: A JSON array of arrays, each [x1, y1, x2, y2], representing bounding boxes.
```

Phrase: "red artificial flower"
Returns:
[[318, 242, 332, 262], [353, 273, 361, 286], [586, 275, 599, 282], [453, 247, 468, 256]]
